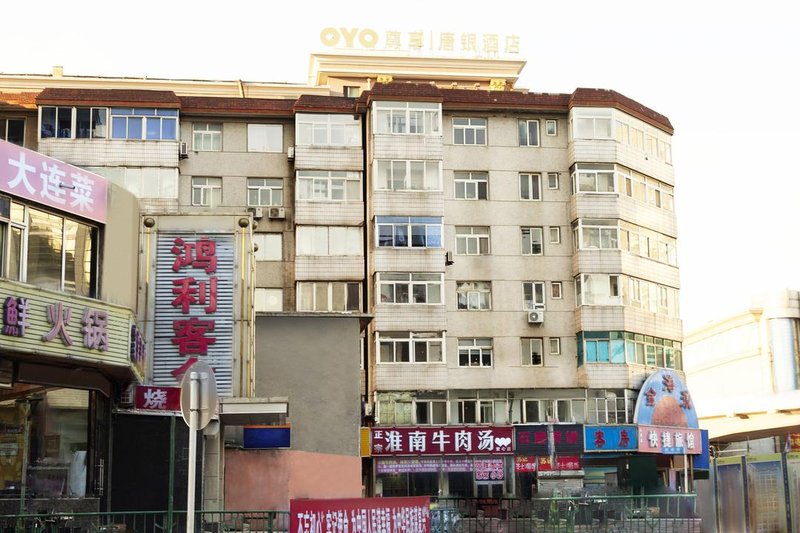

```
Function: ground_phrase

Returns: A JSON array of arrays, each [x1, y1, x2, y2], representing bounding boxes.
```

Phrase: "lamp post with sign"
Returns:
[[179, 361, 217, 533]]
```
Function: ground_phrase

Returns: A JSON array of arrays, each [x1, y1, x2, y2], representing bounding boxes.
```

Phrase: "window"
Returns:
[[253, 233, 282, 261], [247, 124, 283, 152], [523, 281, 545, 310], [452, 118, 487, 145], [454, 399, 506, 423], [378, 273, 443, 304], [296, 113, 360, 147], [617, 166, 674, 211], [518, 119, 540, 146], [574, 274, 621, 306], [375, 160, 441, 191], [455, 226, 490, 255], [550, 338, 561, 355], [519, 173, 541, 200], [458, 338, 492, 367], [374, 101, 441, 135], [416, 400, 448, 424], [1, 118, 25, 145], [247, 178, 283, 206], [378, 332, 444, 363], [577, 332, 682, 370], [297, 281, 361, 312], [454, 172, 488, 200], [572, 164, 616, 193], [545, 119, 557, 136], [40, 107, 108, 139], [378, 396, 412, 425], [297, 171, 361, 202], [573, 219, 618, 249], [255, 288, 283, 312], [456, 281, 491, 310], [549, 227, 561, 244], [551, 282, 562, 299], [376, 216, 442, 248], [523, 400, 543, 422], [343, 86, 361, 98], [296, 226, 362, 256], [521, 227, 543, 255], [1, 201, 97, 296], [547, 172, 559, 190], [192, 122, 222, 151], [521, 338, 544, 366], [109, 107, 176, 140], [573, 109, 613, 139], [191, 177, 221, 207]]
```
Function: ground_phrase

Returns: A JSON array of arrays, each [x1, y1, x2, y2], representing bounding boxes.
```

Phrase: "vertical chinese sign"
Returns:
[[154, 233, 234, 396]]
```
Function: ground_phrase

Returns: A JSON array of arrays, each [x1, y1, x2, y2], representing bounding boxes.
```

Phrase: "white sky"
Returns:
[[4, 0, 799, 330]]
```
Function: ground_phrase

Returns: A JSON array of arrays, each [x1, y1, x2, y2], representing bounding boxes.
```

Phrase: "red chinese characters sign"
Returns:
[[153, 233, 234, 395], [134, 386, 180, 411], [290, 497, 429, 533], [371, 426, 513, 456]]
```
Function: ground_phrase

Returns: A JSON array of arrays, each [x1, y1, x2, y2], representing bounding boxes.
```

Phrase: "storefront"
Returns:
[[514, 424, 585, 496], [370, 426, 513, 498]]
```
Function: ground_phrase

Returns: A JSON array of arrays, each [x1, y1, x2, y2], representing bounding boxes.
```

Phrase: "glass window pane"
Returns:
[[127, 117, 143, 139], [26, 209, 64, 291], [146, 117, 161, 140]]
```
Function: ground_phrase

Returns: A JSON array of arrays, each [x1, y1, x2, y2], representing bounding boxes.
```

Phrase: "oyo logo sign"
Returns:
[[320, 27, 379, 49]]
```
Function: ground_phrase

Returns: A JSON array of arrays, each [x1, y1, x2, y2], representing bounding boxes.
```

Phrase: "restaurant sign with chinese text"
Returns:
[[0, 279, 140, 379], [153, 232, 234, 396], [290, 497, 429, 533], [371, 426, 513, 456], [637, 425, 701, 455], [515, 424, 584, 455], [584, 425, 638, 452], [0, 138, 108, 223]]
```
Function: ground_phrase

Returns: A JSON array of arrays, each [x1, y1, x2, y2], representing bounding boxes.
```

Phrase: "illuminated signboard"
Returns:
[[633, 370, 699, 428], [371, 426, 513, 456]]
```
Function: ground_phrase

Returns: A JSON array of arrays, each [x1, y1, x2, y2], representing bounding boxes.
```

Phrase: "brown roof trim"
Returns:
[[294, 95, 358, 114], [0, 92, 39, 111], [178, 96, 295, 117], [571, 88, 673, 134], [36, 88, 180, 108]]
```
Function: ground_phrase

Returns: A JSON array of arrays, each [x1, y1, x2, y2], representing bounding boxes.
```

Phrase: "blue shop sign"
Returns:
[[584, 425, 638, 452], [243, 425, 291, 449]]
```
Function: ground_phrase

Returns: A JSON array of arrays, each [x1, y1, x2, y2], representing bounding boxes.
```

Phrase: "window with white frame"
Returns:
[[296, 226, 362, 256], [551, 281, 563, 299], [455, 399, 506, 424], [296, 281, 361, 312], [109, 107, 177, 140], [376, 216, 442, 248], [521, 227, 543, 255], [616, 118, 672, 164], [519, 173, 541, 200], [378, 273, 443, 304], [523, 400, 544, 422], [455, 226, 490, 255], [253, 233, 282, 261], [247, 124, 283, 152], [521, 338, 544, 366], [549, 227, 561, 244], [374, 101, 441, 135], [454, 172, 488, 200], [458, 338, 492, 367], [574, 273, 621, 306], [295, 113, 361, 147], [518, 119, 540, 146], [247, 178, 283, 206], [255, 288, 283, 312], [40, 106, 108, 139], [375, 160, 441, 191], [572, 164, 616, 193], [1, 118, 25, 145], [452, 117, 487, 145], [415, 400, 448, 424], [343, 86, 361, 98], [378, 332, 444, 363], [378, 397, 412, 425], [572, 108, 613, 139], [547, 172, 559, 190], [456, 281, 491, 310], [545, 119, 557, 136], [297, 171, 361, 202], [192, 122, 222, 151], [550, 338, 561, 355], [618, 166, 674, 211], [191, 177, 221, 207], [523, 281, 545, 310], [573, 219, 618, 250]]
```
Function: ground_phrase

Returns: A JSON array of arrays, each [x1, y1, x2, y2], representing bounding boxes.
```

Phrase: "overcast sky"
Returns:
[[4, 0, 798, 330]]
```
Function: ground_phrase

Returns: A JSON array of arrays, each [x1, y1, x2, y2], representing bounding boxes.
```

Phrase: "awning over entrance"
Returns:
[[219, 397, 288, 426]]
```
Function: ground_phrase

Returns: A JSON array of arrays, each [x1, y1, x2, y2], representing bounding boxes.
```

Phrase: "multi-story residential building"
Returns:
[[0, 48, 684, 506]]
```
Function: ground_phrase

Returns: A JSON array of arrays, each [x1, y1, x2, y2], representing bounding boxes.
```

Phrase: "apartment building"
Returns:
[[0, 50, 684, 505]]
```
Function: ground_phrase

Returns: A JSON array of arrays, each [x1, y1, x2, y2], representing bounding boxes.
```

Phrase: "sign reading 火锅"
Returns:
[[290, 497, 429, 533], [633, 369, 699, 429], [0, 139, 108, 223], [637, 425, 701, 455], [153, 233, 234, 396], [584, 425, 638, 453], [515, 424, 584, 456], [370, 426, 513, 456]]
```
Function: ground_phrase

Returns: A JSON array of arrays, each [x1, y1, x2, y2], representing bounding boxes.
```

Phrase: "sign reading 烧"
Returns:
[[319, 27, 520, 56]]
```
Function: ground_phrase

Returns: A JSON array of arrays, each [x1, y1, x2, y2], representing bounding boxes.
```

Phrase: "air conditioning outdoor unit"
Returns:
[[178, 142, 189, 158], [527, 311, 544, 324], [287, 146, 295, 160], [268, 207, 286, 219], [445, 250, 454, 265], [248, 207, 264, 219]]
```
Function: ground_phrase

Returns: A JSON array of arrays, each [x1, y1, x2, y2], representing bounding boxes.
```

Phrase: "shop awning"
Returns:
[[219, 397, 288, 426]]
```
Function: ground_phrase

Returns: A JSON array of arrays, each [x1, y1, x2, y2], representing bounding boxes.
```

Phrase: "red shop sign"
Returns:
[[537, 455, 582, 471], [134, 385, 181, 411], [371, 426, 514, 456], [290, 497, 429, 533]]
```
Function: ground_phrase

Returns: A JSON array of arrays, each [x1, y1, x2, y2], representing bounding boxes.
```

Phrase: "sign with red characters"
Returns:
[[371, 426, 513, 456], [290, 497, 429, 533]]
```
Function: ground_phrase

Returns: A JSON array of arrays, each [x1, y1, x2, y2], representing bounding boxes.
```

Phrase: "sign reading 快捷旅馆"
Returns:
[[319, 27, 521, 57]]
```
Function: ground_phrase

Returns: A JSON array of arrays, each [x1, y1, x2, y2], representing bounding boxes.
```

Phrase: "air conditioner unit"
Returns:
[[248, 207, 264, 219], [178, 142, 189, 158], [445, 250, 454, 265], [268, 207, 286, 219], [287, 146, 295, 160], [527, 311, 544, 324], [119, 383, 136, 407]]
